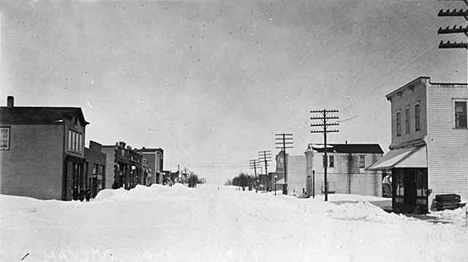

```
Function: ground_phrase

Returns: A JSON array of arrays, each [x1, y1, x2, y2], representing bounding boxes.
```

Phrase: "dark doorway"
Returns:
[[403, 171, 417, 207], [392, 168, 428, 214]]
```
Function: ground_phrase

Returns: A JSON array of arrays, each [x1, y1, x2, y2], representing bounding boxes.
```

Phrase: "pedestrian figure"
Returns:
[[382, 173, 392, 197], [85, 188, 91, 202], [79, 189, 85, 202]]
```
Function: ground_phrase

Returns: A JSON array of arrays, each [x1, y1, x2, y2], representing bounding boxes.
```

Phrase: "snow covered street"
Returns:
[[1, 184, 467, 262]]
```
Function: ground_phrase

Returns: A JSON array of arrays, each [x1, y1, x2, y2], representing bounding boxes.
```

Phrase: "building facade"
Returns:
[[137, 147, 164, 186], [102, 142, 143, 190], [0, 96, 89, 200], [274, 151, 306, 196], [369, 77, 468, 213], [305, 143, 384, 197], [84, 140, 106, 198]]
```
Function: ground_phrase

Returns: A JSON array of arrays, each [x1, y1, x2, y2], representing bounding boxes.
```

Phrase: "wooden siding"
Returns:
[[426, 84, 468, 205], [286, 155, 307, 196], [389, 79, 428, 148], [304, 151, 383, 196]]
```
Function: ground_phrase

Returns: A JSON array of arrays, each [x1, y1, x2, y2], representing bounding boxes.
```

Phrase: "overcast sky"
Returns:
[[0, 0, 466, 184]]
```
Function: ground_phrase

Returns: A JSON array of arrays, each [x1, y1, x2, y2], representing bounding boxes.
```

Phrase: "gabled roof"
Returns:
[[308, 143, 384, 154], [0, 107, 89, 125]]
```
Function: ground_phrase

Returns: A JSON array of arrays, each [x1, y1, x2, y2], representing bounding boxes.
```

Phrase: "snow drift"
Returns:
[[1, 184, 467, 262]]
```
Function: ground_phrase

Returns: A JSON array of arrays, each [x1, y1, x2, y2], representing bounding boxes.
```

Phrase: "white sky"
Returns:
[[0, 0, 466, 184]]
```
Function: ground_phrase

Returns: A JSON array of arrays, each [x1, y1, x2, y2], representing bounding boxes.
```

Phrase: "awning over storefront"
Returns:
[[367, 146, 427, 170]]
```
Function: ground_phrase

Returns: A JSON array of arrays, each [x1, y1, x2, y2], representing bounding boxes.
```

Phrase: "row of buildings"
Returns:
[[258, 143, 384, 198], [0, 96, 165, 200], [259, 76, 467, 214]]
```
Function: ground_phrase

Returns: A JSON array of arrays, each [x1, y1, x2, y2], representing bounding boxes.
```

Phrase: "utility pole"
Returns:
[[275, 133, 293, 195], [311, 109, 339, 202], [438, 1, 468, 226], [249, 159, 260, 192], [437, 1, 468, 49], [258, 150, 272, 192]]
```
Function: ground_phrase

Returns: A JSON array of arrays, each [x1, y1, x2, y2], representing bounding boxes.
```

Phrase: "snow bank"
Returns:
[[1, 186, 467, 262], [431, 205, 468, 226]]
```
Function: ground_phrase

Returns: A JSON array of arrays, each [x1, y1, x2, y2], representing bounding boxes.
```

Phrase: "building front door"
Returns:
[[403, 171, 417, 207], [393, 168, 428, 214], [63, 156, 85, 201]]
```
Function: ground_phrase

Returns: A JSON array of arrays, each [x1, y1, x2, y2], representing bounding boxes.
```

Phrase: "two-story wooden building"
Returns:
[[368, 77, 468, 213], [0, 96, 89, 200]]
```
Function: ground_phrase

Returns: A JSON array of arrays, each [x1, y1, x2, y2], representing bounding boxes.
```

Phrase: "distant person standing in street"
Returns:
[[382, 173, 392, 197], [85, 188, 91, 202]]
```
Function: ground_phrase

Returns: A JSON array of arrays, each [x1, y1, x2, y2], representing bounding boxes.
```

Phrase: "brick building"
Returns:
[[84, 140, 106, 198], [368, 77, 468, 213], [0, 96, 89, 200], [102, 142, 143, 190], [305, 143, 384, 197]]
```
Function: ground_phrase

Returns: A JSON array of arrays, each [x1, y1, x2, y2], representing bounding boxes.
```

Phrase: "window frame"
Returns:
[[328, 155, 334, 168], [415, 103, 420, 131], [454, 100, 467, 129], [396, 110, 402, 137], [405, 106, 410, 134], [358, 155, 366, 169], [67, 129, 83, 154], [0, 126, 11, 150]]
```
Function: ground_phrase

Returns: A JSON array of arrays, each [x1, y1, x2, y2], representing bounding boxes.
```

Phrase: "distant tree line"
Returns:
[[187, 172, 206, 188], [225, 173, 254, 190]]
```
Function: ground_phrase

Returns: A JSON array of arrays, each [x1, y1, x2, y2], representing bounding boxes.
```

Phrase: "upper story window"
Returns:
[[358, 155, 366, 168], [67, 129, 83, 154], [415, 103, 420, 131], [329, 155, 334, 168], [396, 111, 402, 137], [0, 127, 10, 150], [405, 107, 410, 134], [455, 101, 467, 129]]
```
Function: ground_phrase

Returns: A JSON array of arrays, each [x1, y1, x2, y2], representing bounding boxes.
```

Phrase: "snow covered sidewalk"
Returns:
[[1, 184, 467, 262]]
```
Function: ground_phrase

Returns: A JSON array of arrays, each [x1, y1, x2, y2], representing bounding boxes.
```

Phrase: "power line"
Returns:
[[338, 1, 460, 114]]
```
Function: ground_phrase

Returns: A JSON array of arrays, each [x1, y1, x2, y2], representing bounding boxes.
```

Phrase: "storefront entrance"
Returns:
[[392, 168, 428, 214], [63, 156, 86, 201]]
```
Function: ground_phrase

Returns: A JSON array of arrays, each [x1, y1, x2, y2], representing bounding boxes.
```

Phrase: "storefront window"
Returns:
[[416, 170, 427, 197]]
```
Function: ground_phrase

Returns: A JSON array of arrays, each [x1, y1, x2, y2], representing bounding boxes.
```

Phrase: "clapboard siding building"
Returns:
[[305, 143, 384, 197], [368, 77, 468, 213]]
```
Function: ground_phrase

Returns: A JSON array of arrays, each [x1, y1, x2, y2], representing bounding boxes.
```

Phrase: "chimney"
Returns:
[[7, 96, 14, 108]]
